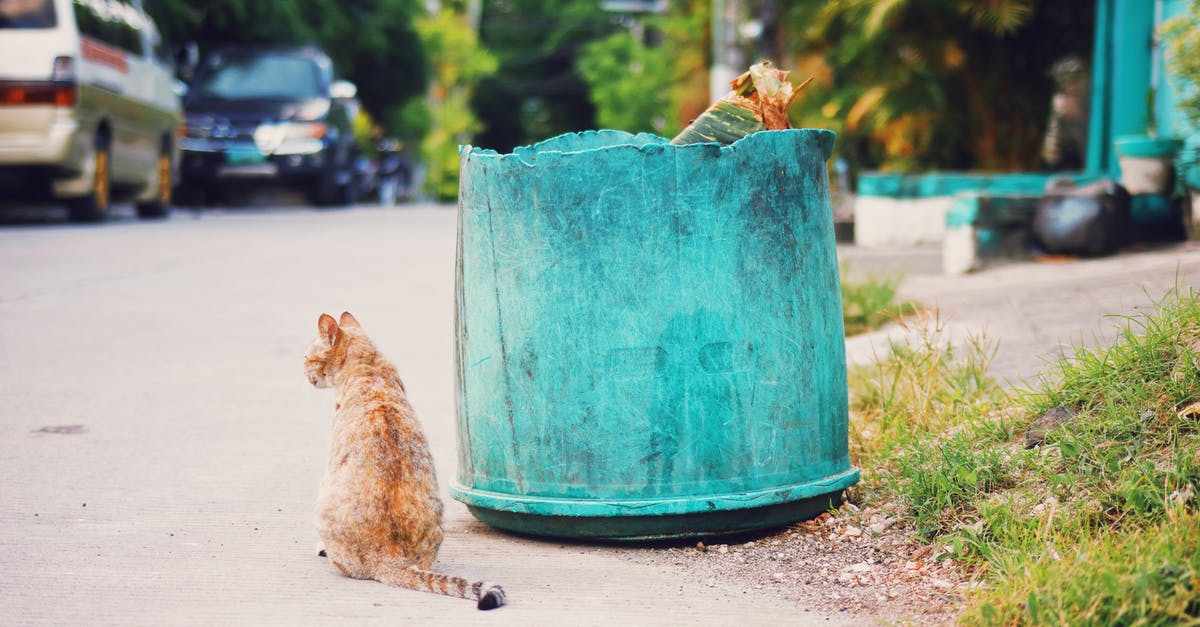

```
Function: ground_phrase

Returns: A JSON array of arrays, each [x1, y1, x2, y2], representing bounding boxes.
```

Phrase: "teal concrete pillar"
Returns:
[[1088, 0, 1156, 177], [1086, 0, 1112, 174]]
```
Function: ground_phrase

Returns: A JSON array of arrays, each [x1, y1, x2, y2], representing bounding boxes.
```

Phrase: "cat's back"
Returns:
[[328, 361, 437, 484], [318, 364, 444, 562]]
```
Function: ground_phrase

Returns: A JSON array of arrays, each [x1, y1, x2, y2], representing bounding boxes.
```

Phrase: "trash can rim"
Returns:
[[459, 128, 836, 167]]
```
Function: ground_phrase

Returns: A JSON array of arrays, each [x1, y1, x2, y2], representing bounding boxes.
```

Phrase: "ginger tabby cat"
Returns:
[[304, 312, 505, 610]]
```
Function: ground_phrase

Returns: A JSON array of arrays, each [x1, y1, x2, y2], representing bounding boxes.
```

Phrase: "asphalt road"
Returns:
[[2, 202, 1197, 626], [0, 203, 845, 626]]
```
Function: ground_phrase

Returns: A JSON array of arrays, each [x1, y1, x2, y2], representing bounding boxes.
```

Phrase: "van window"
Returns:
[[73, 0, 144, 55], [0, 0, 56, 28]]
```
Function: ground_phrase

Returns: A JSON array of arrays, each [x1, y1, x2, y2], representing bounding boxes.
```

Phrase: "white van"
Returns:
[[0, 0, 181, 221]]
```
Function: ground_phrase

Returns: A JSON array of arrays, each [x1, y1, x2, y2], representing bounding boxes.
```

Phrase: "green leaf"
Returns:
[[669, 100, 763, 146]]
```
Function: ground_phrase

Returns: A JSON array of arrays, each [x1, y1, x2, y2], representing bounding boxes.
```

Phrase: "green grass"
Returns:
[[840, 266, 921, 336], [848, 286, 1200, 626]]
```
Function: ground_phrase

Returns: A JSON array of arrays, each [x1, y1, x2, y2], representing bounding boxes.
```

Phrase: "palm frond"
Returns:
[[961, 0, 1034, 36]]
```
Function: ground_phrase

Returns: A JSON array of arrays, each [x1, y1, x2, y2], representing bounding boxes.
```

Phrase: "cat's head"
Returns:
[[304, 311, 365, 388]]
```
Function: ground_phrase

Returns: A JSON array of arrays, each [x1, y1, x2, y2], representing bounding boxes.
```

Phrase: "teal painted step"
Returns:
[[453, 129, 859, 540], [858, 171, 1104, 199]]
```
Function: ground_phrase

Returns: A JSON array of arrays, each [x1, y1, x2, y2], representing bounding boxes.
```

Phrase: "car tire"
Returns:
[[136, 147, 172, 219], [68, 137, 112, 223], [314, 166, 353, 208]]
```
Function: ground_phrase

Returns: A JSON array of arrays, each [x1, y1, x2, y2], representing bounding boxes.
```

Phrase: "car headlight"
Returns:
[[255, 122, 328, 155], [283, 122, 327, 140]]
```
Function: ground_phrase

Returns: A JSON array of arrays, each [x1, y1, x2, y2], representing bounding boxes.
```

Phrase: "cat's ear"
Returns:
[[318, 313, 339, 345], [339, 312, 360, 328]]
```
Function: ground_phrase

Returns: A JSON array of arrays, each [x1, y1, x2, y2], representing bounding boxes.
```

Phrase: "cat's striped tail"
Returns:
[[377, 564, 506, 610]]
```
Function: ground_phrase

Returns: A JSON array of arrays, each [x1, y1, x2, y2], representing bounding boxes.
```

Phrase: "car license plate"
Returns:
[[226, 145, 266, 165]]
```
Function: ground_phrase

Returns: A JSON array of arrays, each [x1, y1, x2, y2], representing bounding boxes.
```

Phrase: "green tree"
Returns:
[[576, 0, 710, 137], [142, 0, 429, 137], [1162, 0, 1200, 127], [470, 0, 617, 151], [144, 0, 310, 47], [418, 3, 498, 201], [782, 0, 1094, 172], [577, 31, 673, 135]]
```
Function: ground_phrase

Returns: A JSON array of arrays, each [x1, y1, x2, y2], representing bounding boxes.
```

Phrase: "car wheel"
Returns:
[[340, 175, 358, 206], [313, 166, 353, 208], [68, 138, 112, 223], [136, 149, 172, 219]]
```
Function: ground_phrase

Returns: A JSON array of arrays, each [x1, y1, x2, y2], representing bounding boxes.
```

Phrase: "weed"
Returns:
[[848, 284, 1200, 625], [840, 265, 921, 337]]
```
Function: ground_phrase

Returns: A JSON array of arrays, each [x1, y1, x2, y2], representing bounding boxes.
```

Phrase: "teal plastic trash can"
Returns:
[[451, 129, 859, 540]]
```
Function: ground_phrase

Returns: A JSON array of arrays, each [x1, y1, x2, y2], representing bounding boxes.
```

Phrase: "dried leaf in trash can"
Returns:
[[670, 60, 813, 146]]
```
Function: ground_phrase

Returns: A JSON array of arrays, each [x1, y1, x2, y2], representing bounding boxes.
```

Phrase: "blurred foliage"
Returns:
[[352, 110, 379, 158], [782, 0, 1094, 172], [577, 31, 673, 135], [470, 0, 618, 151], [418, 4, 498, 201], [143, 0, 430, 138], [141, 0, 1116, 197], [1161, 0, 1200, 127], [577, 0, 709, 137]]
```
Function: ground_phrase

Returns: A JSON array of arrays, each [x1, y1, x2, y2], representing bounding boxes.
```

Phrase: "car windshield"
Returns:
[[190, 54, 323, 101], [0, 0, 56, 28]]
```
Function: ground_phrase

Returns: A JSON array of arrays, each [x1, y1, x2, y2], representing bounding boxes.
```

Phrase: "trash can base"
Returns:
[[463, 494, 845, 541], [451, 468, 860, 540]]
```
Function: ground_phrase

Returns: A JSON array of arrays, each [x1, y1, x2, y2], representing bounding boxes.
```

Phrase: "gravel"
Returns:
[[621, 500, 967, 624]]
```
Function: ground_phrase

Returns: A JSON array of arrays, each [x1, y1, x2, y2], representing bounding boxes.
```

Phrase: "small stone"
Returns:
[[1170, 484, 1195, 506], [696, 541, 707, 552], [771, 572, 785, 582], [843, 526, 863, 538], [716, 544, 729, 554], [743, 540, 756, 548], [1025, 405, 1078, 448], [931, 578, 954, 589], [849, 562, 872, 573]]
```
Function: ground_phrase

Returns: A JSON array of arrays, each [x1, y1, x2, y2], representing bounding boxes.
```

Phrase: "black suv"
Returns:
[[178, 46, 359, 206]]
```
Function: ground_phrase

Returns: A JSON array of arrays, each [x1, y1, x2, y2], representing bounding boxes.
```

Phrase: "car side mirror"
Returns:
[[329, 80, 357, 100]]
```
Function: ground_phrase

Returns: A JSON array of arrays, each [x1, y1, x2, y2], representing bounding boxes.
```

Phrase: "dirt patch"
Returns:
[[623, 502, 967, 624]]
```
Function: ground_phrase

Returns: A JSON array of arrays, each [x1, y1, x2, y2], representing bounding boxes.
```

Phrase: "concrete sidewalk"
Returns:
[[840, 242, 1200, 384], [1, 204, 1197, 626]]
